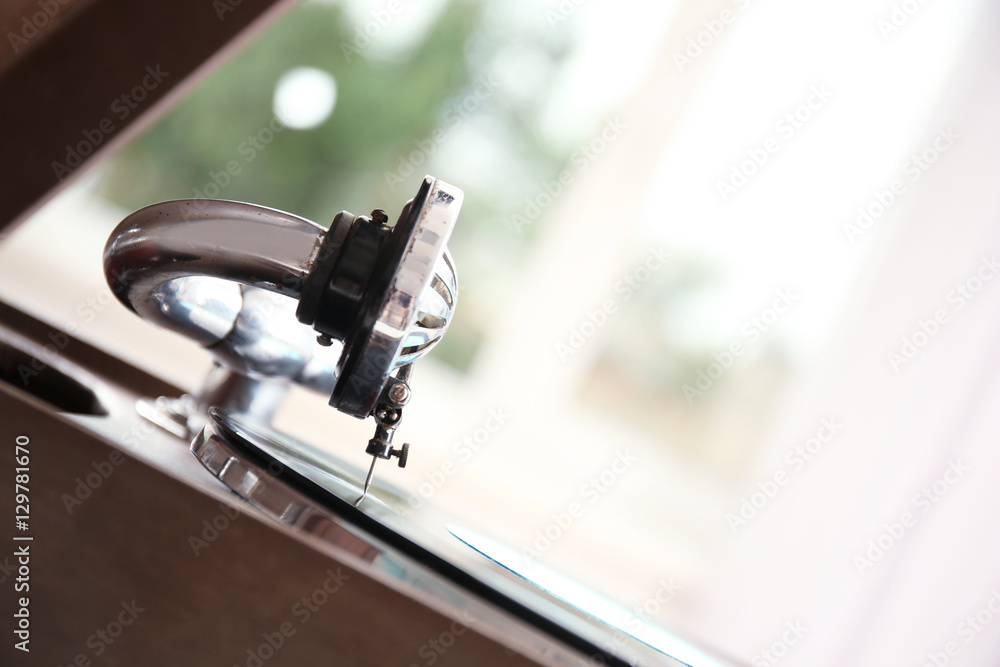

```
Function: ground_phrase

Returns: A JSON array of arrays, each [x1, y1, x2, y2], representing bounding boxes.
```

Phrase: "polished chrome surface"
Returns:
[[211, 287, 341, 388], [150, 275, 243, 344], [102, 183, 460, 403], [103, 179, 464, 509], [104, 199, 341, 423], [104, 198, 323, 344], [352, 180, 462, 384], [398, 248, 458, 365], [134, 394, 200, 438]]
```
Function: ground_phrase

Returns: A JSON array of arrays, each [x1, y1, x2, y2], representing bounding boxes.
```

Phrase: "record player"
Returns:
[[76, 174, 734, 667]]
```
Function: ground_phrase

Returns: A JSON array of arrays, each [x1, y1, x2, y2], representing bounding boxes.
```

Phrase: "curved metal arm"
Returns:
[[104, 198, 324, 346], [104, 177, 463, 497], [104, 177, 461, 429]]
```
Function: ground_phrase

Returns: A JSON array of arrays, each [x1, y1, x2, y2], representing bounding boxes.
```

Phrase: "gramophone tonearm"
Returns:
[[103, 175, 462, 503]]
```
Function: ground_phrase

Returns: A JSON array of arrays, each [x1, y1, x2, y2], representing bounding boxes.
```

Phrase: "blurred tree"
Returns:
[[99, 0, 581, 371], [100, 1, 479, 221]]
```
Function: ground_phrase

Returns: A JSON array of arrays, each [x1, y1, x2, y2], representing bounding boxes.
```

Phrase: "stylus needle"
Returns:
[[357, 455, 379, 506]]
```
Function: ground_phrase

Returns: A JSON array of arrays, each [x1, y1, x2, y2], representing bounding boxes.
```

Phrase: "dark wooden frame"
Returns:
[[0, 0, 294, 229]]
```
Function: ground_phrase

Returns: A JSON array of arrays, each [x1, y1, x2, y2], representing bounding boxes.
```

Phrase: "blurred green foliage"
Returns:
[[99, 0, 590, 372], [101, 1, 478, 220]]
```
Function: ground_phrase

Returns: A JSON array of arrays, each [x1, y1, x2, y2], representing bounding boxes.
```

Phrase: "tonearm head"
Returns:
[[104, 176, 462, 502]]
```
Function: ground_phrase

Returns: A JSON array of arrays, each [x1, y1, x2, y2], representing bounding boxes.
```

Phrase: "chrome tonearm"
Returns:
[[103, 176, 462, 503]]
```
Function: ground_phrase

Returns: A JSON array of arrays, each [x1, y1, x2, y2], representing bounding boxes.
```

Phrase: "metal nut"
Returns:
[[388, 382, 410, 405]]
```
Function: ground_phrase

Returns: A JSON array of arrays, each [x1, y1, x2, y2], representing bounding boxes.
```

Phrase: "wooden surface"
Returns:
[[0, 0, 294, 229], [0, 303, 544, 667]]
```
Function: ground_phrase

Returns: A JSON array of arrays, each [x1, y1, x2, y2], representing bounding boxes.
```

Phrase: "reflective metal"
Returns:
[[103, 180, 461, 412], [332, 180, 461, 419], [104, 179, 464, 504], [103, 198, 340, 424], [190, 408, 688, 667], [376, 183, 461, 370], [104, 198, 323, 345], [398, 249, 458, 365]]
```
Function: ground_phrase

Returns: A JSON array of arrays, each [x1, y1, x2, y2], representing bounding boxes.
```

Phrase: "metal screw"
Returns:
[[388, 382, 410, 405], [392, 443, 409, 468], [374, 406, 400, 426], [316, 334, 333, 347]]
